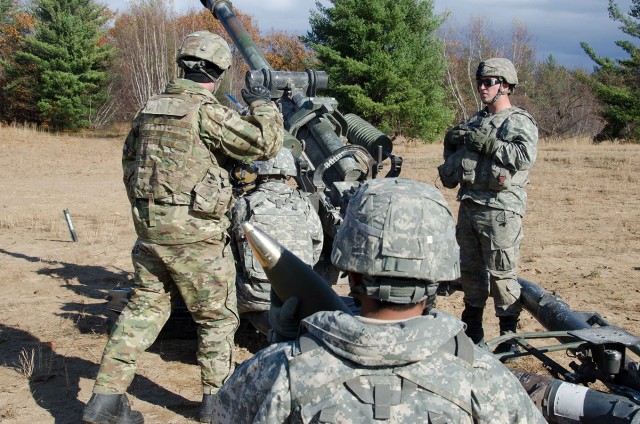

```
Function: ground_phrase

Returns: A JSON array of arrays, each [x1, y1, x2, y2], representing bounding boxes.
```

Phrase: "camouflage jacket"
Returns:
[[122, 78, 283, 245], [212, 310, 546, 423], [230, 181, 323, 312], [231, 181, 323, 281], [457, 106, 538, 216]]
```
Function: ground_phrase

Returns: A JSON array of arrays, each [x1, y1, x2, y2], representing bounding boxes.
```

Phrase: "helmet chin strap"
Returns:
[[201, 68, 220, 85]]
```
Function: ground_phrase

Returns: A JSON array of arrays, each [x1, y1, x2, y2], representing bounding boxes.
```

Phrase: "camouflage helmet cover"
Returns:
[[254, 147, 297, 177], [331, 178, 460, 302], [476, 58, 518, 86], [177, 31, 232, 71]]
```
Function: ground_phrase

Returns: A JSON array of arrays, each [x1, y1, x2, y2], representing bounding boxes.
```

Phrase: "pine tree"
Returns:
[[305, 0, 452, 141], [580, 0, 640, 142], [9, 0, 113, 130]]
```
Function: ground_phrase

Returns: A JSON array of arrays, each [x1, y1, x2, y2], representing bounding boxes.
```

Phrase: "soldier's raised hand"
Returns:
[[241, 83, 271, 106]]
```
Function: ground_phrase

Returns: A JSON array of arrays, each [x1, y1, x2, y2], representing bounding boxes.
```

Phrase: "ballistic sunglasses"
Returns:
[[476, 78, 502, 88]]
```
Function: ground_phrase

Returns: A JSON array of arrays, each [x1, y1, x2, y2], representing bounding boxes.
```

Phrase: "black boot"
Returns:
[[82, 393, 144, 424], [461, 305, 485, 344], [199, 393, 215, 423], [493, 315, 521, 356]]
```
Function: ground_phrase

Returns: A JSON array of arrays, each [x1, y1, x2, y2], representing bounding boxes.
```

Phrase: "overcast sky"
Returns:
[[104, 0, 635, 70]]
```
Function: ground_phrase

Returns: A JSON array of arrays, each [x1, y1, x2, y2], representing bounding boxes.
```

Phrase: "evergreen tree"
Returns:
[[9, 0, 113, 130], [580, 0, 640, 142], [305, 0, 452, 141]]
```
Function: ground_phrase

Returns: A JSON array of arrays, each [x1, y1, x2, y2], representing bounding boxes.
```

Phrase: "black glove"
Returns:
[[200, 0, 213, 9], [444, 123, 468, 159], [241, 84, 271, 106], [464, 127, 499, 154], [446, 123, 469, 146], [268, 289, 300, 343]]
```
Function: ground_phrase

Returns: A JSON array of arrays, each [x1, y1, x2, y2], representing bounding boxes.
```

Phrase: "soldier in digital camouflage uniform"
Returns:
[[438, 58, 538, 354], [82, 31, 283, 424], [210, 178, 545, 424], [229, 147, 323, 335]]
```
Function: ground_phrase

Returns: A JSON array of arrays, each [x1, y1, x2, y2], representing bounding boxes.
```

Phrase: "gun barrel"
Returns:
[[241, 222, 353, 320], [211, 0, 272, 71]]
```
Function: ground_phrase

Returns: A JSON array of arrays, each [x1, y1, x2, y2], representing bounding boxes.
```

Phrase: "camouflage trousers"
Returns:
[[456, 199, 523, 316], [93, 236, 239, 395]]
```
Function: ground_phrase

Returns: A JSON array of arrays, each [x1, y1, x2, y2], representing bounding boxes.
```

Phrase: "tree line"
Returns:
[[0, 0, 638, 142]]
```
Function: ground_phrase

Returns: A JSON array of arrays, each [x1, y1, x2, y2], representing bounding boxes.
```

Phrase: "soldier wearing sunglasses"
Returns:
[[438, 58, 538, 357]]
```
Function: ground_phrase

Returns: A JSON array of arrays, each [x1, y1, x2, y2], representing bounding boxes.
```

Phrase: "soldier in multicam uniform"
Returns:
[[229, 147, 323, 334], [439, 58, 538, 355], [210, 178, 545, 423], [82, 31, 283, 424]]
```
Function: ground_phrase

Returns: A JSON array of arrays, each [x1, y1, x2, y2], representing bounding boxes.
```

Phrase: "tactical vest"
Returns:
[[439, 108, 533, 192], [288, 332, 475, 423], [128, 93, 233, 219], [241, 184, 315, 280]]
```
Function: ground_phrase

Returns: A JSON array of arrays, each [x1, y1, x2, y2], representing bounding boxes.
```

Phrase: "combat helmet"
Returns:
[[254, 148, 297, 178], [476, 58, 518, 86], [177, 31, 232, 81], [331, 178, 460, 304]]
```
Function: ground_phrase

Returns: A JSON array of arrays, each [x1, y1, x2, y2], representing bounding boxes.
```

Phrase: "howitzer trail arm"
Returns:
[[520, 278, 640, 392]]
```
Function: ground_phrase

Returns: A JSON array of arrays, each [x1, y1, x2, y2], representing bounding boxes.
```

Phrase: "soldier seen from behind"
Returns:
[[82, 31, 283, 424], [438, 58, 538, 355], [211, 178, 545, 423], [229, 147, 323, 335]]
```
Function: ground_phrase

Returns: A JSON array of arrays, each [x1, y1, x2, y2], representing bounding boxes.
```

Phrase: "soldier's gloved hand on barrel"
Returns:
[[268, 290, 301, 343], [241, 83, 271, 106]]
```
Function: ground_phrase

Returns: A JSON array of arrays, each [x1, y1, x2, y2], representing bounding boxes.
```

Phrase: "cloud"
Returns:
[[104, 0, 635, 68], [436, 0, 635, 68]]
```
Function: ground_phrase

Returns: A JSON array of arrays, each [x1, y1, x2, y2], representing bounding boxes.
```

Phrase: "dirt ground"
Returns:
[[0, 126, 639, 423]]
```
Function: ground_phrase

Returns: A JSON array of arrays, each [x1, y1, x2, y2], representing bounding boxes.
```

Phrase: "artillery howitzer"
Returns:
[[204, 0, 402, 283], [105, 0, 400, 335]]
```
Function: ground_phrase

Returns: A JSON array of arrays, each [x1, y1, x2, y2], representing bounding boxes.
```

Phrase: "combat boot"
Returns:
[[82, 393, 144, 424], [461, 304, 485, 344], [493, 315, 521, 357], [199, 393, 215, 423]]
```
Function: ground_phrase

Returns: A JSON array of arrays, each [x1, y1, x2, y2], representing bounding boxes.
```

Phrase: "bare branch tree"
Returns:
[[107, 0, 177, 116]]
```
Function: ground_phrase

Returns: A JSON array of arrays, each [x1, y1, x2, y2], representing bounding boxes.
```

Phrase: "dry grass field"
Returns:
[[0, 125, 639, 423]]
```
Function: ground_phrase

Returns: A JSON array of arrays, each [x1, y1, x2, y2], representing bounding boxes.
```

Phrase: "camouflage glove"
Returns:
[[241, 83, 271, 106], [464, 127, 500, 155], [268, 290, 301, 343]]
